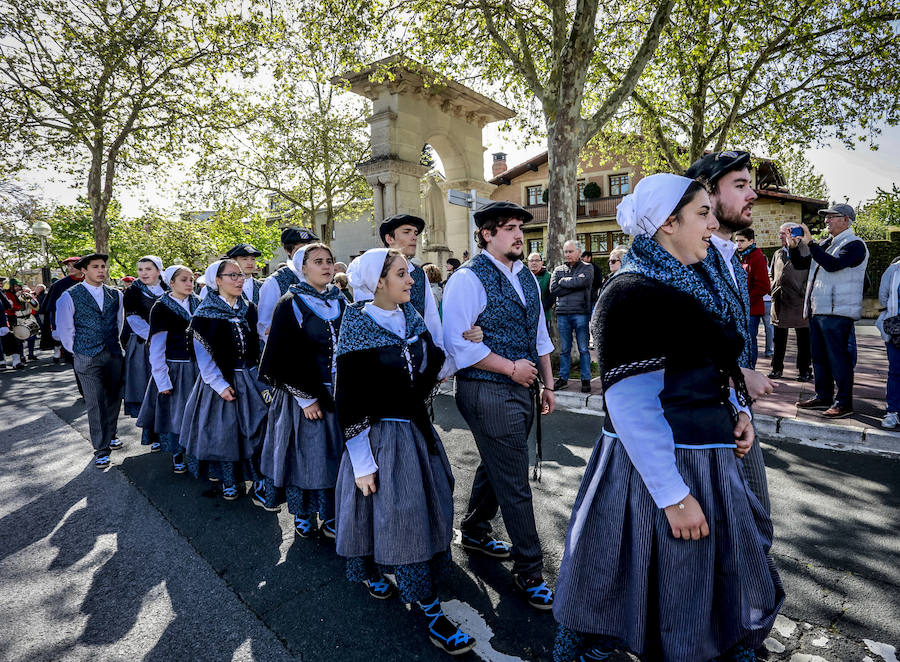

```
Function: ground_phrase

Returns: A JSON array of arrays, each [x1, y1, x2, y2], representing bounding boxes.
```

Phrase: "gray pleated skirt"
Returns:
[[180, 367, 268, 463], [123, 335, 151, 416], [335, 419, 454, 567], [259, 389, 344, 490], [552, 433, 784, 662], [137, 360, 198, 437]]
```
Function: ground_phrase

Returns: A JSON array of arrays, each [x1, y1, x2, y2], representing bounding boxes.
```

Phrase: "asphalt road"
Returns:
[[1, 358, 898, 662]]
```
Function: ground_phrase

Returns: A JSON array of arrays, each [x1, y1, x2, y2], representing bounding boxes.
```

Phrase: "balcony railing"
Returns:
[[524, 196, 624, 224]]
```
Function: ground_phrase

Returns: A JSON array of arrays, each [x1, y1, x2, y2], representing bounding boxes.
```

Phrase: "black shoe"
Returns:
[[581, 379, 591, 393], [419, 597, 476, 656], [363, 575, 397, 600], [461, 533, 511, 559], [514, 574, 554, 611], [553, 377, 568, 391], [796, 397, 830, 410], [797, 372, 812, 382], [767, 370, 782, 379]]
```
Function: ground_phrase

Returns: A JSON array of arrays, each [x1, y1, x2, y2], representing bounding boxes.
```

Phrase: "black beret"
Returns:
[[225, 243, 262, 258], [379, 214, 426, 244], [74, 253, 109, 269], [472, 200, 533, 227], [684, 150, 751, 186], [281, 226, 319, 245]]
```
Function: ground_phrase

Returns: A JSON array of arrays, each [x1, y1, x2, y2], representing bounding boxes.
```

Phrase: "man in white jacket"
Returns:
[[876, 256, 900, 429]]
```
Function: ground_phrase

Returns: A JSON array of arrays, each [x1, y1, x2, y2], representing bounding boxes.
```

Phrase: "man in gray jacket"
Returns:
[[550, 240, 594, 393]]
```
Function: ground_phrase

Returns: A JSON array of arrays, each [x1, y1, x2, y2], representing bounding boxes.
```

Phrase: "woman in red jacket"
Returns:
[[735, 228, 771, 369]]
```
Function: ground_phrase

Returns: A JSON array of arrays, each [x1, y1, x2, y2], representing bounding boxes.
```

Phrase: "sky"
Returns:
[[17, 121, 900, 218]]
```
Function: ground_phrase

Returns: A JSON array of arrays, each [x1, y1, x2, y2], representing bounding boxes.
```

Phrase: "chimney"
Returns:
[[492, 152, 508, 177]]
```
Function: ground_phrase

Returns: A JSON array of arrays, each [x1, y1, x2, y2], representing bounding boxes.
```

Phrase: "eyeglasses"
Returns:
[[609, 259, 620, 264], [823, 214, 846, 220], [219, 272, 246, 281]]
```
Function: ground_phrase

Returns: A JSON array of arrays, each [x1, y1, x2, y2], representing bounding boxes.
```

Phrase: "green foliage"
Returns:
[[0, 0, 272, 252], [854, 184, 900, 241], [46, 198, 122, 263], [582, 182, 602, 199], [0, 185, 45, 276], [616, 0, 900, 172], [774, 150, 829, 201]]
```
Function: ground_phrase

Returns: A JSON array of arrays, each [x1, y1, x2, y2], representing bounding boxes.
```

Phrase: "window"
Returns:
[[577, 180, 587, 201], [609, 174, 630, 196], [610, 232, 628, 247], [590, 233, 604, 254], [526, 185, 543, 206], [528, 239, 544, 255]]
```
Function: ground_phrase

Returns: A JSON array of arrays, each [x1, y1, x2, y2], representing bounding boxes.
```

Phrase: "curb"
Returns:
[[436, 380, 900, 456]]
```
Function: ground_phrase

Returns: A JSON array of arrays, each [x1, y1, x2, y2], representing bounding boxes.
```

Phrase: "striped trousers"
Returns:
[[73, 348, 124, 457], [741, 422, 771, 514], [456, 379, 544, 577]]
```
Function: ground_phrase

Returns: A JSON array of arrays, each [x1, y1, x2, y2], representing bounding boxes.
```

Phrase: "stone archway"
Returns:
[[336, 56, 515, 263]]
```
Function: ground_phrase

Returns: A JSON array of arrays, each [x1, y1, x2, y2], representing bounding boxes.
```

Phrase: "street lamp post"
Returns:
[[30, 220, 52, 286]]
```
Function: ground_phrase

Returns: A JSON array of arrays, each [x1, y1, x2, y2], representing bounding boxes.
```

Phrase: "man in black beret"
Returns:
[[257, 227, 320, 342], [218, 243, 263, 305], [685, 150, 772, 513], [441, 199, 557, 610]]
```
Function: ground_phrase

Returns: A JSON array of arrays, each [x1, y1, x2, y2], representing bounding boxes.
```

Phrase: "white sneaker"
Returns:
[[882, 412, 899, 430]]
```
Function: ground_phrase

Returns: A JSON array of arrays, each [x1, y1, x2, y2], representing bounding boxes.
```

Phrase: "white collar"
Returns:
[[710, 233, 737, 260], [483, 249, 523, 275], [82, 281, 104, 291]]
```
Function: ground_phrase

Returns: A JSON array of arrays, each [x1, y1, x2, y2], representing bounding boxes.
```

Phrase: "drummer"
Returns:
[[2, 278, 35, 369]]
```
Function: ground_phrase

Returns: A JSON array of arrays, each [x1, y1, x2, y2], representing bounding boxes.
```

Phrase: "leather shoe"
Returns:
[[581, 379, 591, 393], [553, 378, 568, 391], [767, 370, 783, 379], [797, 372, 812, 382], [822, 405, 854, 419], [796, 397, 830, 410]]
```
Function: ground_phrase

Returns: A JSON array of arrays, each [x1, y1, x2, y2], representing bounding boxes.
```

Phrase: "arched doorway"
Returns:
[[335, 56, 515, 263]]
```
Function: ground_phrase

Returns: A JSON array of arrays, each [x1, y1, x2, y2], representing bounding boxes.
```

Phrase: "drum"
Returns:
[[13, 318, 40, 340]]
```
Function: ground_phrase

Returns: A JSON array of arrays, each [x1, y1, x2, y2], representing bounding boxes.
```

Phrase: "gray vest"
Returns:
[[70, 284, 121, 356], [804, 229, 869, 320]]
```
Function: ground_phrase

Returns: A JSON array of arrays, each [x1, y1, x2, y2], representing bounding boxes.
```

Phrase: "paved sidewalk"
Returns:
[[553, 321, 899, 454]]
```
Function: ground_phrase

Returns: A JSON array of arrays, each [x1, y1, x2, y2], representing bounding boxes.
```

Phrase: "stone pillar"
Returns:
[[366, 175, 384, 223]]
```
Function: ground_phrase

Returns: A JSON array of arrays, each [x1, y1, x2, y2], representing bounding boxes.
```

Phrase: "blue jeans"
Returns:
[[748, 315, 763, 369], [887, 341, 900, 413], [762, 300, 774, 355], [809, 315, 855, 408], [557, 313, 591, 381]]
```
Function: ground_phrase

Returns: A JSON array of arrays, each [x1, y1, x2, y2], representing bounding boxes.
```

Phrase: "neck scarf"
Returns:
[[132, 278, 168, 299], [291, 281, 344, 302], [336, 300, 426, 358], [193, 287, 249, 324], [160, 291, 200, 321], [737, 243, 758, 261]]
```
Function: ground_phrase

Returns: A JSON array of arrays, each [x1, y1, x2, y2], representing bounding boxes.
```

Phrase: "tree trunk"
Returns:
[[325, 196, 334, 244], [545, 110, 582, 269], [86, 148, 109, 254]]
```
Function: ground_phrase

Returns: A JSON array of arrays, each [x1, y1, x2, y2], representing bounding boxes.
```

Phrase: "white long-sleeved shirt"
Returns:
[[605, 370, 751, 509], [148, 296, 193, 391], [711, 233, 739, 287], [55, 282, 124, 354], [442, 250, 554, 371], [257, 263, 302, 342]]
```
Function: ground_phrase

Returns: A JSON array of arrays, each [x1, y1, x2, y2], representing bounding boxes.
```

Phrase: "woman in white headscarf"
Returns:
[[333, 247, 476, 657], [179, 259, 268, 501], [136, 265, 201, 474], [552, 175, 783, 662], [123, 255, 167, 429], [254, 243, 347, 538]]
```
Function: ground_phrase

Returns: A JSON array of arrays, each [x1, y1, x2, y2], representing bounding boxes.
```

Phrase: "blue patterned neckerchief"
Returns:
[[193, 288, 249, 327], [160, 291, 200, 321], [619, 234, 729, 324], [133, 279, 168, 299], [290, 281, 344, 302], [335, 300, 426, 359], [696, 242, 752, 368], [736, 243, 758, 261]]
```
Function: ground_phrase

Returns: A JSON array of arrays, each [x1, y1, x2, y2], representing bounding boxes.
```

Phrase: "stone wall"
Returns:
[[750, 199, 804, 248]]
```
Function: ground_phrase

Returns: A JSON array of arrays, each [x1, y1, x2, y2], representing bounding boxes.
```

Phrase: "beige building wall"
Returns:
[[753, 199, 803, 248]]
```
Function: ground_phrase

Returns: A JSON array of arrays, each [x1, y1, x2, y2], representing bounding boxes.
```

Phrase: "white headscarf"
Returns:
[[347, 248, 392, 302], [616, 173, 694, 237], [138, 255, 163, 272], [203, 260, 224, 292], [161, 264, 188, 286], [290, 246, 308, 284]]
